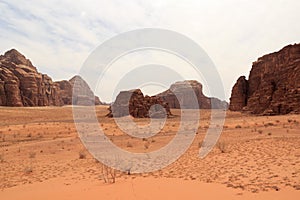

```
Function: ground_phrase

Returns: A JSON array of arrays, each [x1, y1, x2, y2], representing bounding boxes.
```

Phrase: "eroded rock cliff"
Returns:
[[229, 43, 300, 115]]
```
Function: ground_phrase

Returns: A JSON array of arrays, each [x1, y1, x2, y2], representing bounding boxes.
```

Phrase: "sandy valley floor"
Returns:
[[0, 106, 300, 199]]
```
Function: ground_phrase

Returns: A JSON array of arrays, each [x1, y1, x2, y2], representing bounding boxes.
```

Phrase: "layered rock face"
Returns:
[[157, 80, 228, 109], [0, 49, 62, 106], [107, 89, 172, 118], [0, 49, 101, 106], [229, 43, 300, 115]]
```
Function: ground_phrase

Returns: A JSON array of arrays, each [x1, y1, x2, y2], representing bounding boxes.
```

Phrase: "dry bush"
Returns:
[[258, 130, 263, 134], [101, 164, 116, 183], [29, 152, 36, 159], [126, 141, 133, 148], [144, 141, 150, 149], [79, 150, 86, 159], [24, 166, 33, 174], [264, 122, 275, 127], [217, 141, 227, 153], [0, 154, 4, 163], [235, 125, 242, 129]]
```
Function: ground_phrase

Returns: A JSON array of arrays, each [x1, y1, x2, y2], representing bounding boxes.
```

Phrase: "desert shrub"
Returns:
[[235, 125, 242, 129], [217, 141, 227, 153], [198, 142, 203, 148], [24, 166, 33, 174], [29, 152, 36, 158], [79, 150, 86, 159], [126, 141, 133, 148], [264, 122, 275, 127], [258, 130, 263, 134], [144, 142, 150, 149], [0, 154, 4, 163], [101, 164, 116, 183]]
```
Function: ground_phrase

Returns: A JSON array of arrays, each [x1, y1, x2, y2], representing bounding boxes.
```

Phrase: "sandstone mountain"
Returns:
[[229, 43, 300, 115], [157, 80, 228, 109], [107, 89, 171, 118], [57, 76, 101, 106], [0, 49, 101, 106]]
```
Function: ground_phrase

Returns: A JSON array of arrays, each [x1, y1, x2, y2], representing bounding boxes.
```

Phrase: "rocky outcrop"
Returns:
[[107, 89, 172, 118], [0, 49, 101, 106], [229, 76, 249, 111], [157, 80, 228, 109], [229, 43, 300, 115], [57, 76, 101, 106]]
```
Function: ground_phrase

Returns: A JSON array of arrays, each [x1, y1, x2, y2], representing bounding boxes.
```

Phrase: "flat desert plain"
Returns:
[[0, 106, 300, 200]]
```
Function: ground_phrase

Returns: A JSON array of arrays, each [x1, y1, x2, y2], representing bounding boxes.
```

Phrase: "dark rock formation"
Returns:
[[157, 80, 228, 109], [229, 76, 249, 111], [0, 49, 101, 106], [229, 43, 300, 115], [107, 89, 172, 118]]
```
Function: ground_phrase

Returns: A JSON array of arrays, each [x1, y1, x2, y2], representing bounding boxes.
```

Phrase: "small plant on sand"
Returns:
[[79, 150, 86, 159], [24, 166, 33, 174], [29, 152, 36, 159], [258, 130, 263, 134], [0, 154, 4, 163], [101, 163, 116, 183], [217, 141, 227, 153], [144, 141, 150, 149], [235, 125, 242, 129], [264, 122, 275, 127], [126, 141, 133, 148]]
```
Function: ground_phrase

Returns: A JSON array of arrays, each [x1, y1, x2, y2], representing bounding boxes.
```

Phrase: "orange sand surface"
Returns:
[[0, 106, 300, 199]]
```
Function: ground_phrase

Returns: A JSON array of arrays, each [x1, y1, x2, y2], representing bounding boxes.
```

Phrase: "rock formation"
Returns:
[[229, 43, 300, 115], [107, 89, 172, 118], [0, 49, 101, 106], [57, 76, 101, 106], [157, 80, 228, 109], [228, 76, 249, 111]]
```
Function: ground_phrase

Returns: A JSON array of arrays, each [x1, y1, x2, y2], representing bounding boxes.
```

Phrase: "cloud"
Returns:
[[0, 0, 299, 102]]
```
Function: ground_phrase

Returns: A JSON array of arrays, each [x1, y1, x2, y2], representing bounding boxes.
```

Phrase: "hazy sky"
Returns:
[[1, 0, 299, 102]]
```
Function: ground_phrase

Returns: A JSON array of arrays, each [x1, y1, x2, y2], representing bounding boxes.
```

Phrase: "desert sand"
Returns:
[[0, 106, 300, 199]]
